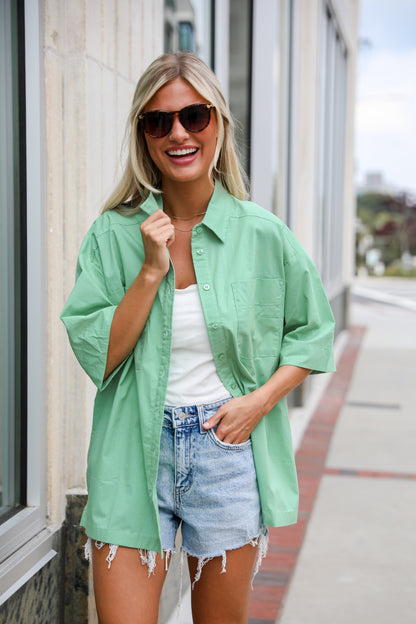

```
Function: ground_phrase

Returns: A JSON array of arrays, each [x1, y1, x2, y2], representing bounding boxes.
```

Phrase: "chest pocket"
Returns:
[[231, 278, 284, 360]]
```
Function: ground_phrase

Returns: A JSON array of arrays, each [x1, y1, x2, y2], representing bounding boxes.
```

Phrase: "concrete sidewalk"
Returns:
[[277, 282, 416, 624]]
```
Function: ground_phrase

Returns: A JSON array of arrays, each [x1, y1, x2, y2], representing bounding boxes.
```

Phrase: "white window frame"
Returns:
[[0, 0, 55, 605], [250, 0, 292, 218], [315, 0, 348, 295]]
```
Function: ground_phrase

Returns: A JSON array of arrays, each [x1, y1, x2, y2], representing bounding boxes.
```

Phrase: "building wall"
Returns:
[[0, 0, 359, 620], [288, 0, 358, 302]]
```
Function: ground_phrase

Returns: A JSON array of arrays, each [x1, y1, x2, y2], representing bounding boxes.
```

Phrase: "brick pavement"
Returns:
[[247, 326, 366, 623]]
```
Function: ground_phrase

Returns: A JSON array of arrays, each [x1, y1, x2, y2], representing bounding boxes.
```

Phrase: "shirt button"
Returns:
[[163, 330, 169, 338], [203, 284, 210, 291], [196, 248, 204, 255], [211, 323, 218, 330], [231, 382, 237, 389], [195, 226, 202, 234], [218, 353, 225, 361]]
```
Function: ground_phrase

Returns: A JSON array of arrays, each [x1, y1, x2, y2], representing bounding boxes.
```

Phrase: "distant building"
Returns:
[[363, 172, 386, 193], [0, 1, 359, 621], [358, 171, 394, 195]]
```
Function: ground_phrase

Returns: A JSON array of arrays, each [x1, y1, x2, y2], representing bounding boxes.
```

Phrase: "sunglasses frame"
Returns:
[[138, 103, 215, 138]]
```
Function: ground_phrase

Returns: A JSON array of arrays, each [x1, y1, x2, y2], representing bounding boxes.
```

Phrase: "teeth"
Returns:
[[167, 148, 197, 156]]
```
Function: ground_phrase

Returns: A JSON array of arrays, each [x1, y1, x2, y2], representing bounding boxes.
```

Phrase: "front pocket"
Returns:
[[231, 278, 284, 359], [207, 427, 252, 451]]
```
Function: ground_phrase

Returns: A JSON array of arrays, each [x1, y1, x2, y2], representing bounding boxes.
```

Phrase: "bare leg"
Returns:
[[92, 545, 168, 624], [188, 543, 258, 624]]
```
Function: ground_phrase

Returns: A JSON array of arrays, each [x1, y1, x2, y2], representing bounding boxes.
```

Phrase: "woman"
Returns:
[[61, 52, 335, 624]]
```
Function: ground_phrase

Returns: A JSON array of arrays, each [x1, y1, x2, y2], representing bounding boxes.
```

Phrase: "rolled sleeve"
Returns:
[[60, 230, 127, 390], [278, 234, 336, 374]]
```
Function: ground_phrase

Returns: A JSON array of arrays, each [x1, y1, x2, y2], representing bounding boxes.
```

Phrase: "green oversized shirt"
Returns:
[[61, 182, 335, 552]]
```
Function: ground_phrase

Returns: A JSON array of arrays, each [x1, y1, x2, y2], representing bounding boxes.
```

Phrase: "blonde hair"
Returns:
[[103, 52, 248, 213]]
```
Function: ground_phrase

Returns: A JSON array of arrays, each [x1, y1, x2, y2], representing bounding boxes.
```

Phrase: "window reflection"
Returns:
[[229, 0, 252, 177], [0, 0, 25, 522], [164, 0, 213, 68]]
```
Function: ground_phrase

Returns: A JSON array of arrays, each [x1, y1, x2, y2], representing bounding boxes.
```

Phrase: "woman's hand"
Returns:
[[202, 365, 312, 444], [202, 394, 265, 444], [140, 209, 175, 278]]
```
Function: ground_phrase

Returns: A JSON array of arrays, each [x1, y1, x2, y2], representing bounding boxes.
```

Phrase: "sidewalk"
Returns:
[[168, 280, 416, 624], [260, 283, 416, 624]]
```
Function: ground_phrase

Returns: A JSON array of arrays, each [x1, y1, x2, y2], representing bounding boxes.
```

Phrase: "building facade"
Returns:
[[0, 0, 358, 621]]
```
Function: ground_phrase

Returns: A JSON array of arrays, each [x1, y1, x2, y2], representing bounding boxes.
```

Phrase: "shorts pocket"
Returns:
[[207, 426, 252, 451]]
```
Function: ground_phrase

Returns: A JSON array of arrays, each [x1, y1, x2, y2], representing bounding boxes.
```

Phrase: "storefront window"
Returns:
[[316, 3, 347, 288], [228, 0, 252, 176], [164, 0, 214, 68], [0, 0, 26, 521]]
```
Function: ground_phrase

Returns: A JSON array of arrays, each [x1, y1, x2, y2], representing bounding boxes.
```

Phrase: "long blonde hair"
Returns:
[[102, 52, 248, 213]]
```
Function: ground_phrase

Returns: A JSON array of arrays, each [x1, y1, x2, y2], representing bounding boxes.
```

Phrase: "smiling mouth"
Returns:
[[167, 147, 198, 157]]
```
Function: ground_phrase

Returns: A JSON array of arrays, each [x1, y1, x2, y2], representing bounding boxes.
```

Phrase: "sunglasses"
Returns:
[[138, 103, 215, 138]]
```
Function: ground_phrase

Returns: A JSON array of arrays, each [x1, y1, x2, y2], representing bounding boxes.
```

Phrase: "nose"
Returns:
[[169, 113, 189, 141]]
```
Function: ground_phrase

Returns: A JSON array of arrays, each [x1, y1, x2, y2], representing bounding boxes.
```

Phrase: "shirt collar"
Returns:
[[139, 181, 231, 244]]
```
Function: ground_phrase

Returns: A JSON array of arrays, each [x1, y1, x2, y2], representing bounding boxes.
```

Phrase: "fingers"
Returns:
[[140, 210, 175, 246], [203, 397, 261, 444], [202, 407, 224, 430], [203, 405, 247, 444], [140, 210, 175, 276]]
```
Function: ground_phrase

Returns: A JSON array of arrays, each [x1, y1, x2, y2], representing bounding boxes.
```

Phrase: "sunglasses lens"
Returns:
[[181, 104, 211, 133], [140, 104, 212, 137], [142, 111, 172, 138]]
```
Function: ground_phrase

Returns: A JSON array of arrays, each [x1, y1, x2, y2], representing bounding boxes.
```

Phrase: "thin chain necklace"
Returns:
[[172, 223, 199, 233], [164, 209, 207, 221], [164, 207, 207, 233]]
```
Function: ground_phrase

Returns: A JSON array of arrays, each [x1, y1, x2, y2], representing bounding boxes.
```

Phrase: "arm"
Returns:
[[104, 209, 174, 379], [202, 365, 311, 444]]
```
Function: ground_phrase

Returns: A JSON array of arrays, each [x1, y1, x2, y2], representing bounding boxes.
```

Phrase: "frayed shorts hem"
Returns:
[[84, 527, 268, 588]]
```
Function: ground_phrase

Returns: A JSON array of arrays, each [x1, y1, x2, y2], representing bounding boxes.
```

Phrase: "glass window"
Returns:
[[250, 0, 292, 216], [164, 0, 214, 68], [0, 0, 26, 521], [228, 0, 252, 177], [179, 21, 195, 51], [316, 4, 347, 289]]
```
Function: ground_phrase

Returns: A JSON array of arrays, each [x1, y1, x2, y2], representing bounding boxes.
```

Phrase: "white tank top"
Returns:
[[165, 284, 231, 406]]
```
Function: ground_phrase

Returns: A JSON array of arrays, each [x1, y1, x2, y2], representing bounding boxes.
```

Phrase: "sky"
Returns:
[[355, 0, 416, 196]]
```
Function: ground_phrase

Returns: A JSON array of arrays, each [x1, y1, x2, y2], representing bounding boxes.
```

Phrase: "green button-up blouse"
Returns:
[[61, 182, 335, 552]]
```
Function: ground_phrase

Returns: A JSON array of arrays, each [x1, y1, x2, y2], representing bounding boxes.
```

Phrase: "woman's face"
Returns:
[[142, 77, 217, 189]]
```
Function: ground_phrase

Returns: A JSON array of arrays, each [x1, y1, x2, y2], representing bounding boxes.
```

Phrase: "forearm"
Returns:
[[252, 364, 312, 417], [104, 267, 164, 379]]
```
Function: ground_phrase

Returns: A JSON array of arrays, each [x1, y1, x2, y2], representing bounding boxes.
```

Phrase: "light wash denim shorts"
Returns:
[[85, 397, 268, 584]]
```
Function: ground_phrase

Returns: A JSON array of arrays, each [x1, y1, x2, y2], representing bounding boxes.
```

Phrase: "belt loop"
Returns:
[[197, 404, 206, 434], [165, 407, 176, 429]]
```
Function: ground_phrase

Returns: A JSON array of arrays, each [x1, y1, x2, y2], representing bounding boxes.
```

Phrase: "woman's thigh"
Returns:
[[92, 544, 168, 624], [188, 542, 258, 624]]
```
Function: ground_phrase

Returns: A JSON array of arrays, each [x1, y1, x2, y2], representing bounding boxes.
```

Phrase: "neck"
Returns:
[[161, 178, 215, 218]]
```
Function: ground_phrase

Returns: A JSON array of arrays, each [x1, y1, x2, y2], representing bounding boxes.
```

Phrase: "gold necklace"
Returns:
[[173, 223, 199, 233], [164, 210, 207, 221]]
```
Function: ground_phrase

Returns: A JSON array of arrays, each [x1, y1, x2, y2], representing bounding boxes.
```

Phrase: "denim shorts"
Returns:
[[158, 397, 266, 555], [84, 397, 268, 583]]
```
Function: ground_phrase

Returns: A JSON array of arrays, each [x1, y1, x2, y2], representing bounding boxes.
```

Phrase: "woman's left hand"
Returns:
[[202, 393, 265, 444], [201, 366, 312, 444]]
